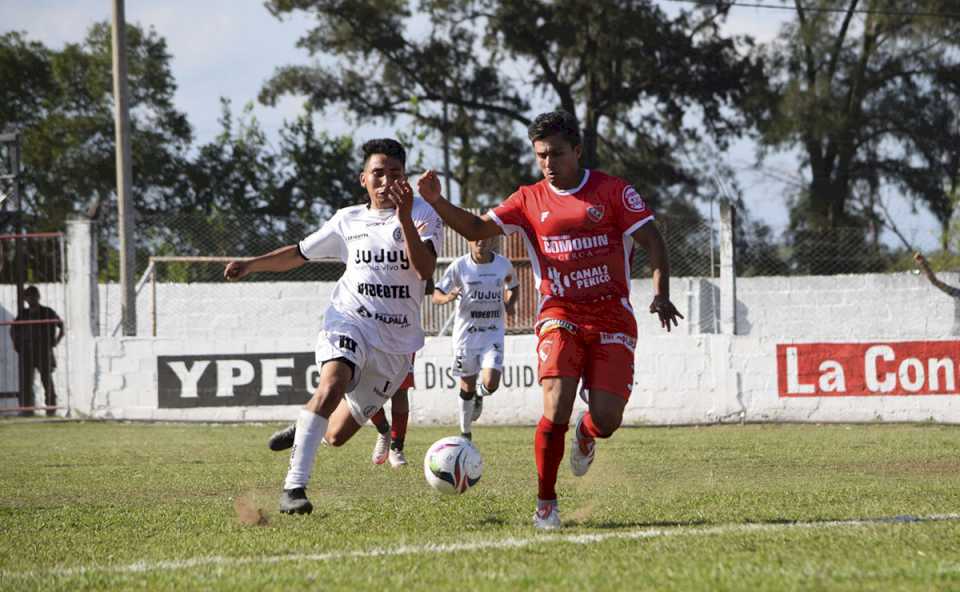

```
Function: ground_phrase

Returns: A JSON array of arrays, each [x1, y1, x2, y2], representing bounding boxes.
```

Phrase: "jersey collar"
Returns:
[[548, 169, 590, 196]]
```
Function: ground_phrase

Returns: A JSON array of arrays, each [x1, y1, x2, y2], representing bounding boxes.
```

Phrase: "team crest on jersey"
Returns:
[[586, 205, 605, 223], [393, 227, 403, 242], [622, 186, 647, 212]]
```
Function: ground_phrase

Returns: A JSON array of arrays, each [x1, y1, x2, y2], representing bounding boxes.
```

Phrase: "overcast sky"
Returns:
[[1, 0, 941, 249]]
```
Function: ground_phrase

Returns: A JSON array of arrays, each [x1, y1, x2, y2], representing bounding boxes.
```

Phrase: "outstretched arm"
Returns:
[[224, 245, 305, 281], [388, 178, 437, 280], [914, 252, 960, 298], [632, 223, 683, 331], [417, 170, 502, 241]]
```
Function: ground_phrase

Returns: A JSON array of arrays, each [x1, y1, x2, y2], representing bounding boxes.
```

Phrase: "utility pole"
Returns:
[[111, 0, 136, 335]]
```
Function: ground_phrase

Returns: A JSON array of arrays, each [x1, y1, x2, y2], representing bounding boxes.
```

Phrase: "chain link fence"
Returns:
[[123, 206, 920, 338]]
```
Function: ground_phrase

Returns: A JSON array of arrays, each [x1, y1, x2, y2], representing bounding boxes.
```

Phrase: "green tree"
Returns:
[[260, 0, 763, 210], [748, 0, 960, 272]]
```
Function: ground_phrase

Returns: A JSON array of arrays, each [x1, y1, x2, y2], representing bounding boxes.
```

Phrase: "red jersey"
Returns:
[[489, 170, 655, 309]]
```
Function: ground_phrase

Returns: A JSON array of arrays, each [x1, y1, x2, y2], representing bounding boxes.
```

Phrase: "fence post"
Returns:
[[66, 216, 99, 415], [719, 202, 737, 335]]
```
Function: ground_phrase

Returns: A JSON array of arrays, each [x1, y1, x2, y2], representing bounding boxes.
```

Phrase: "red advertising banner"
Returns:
[[777, 341, 960, 397]]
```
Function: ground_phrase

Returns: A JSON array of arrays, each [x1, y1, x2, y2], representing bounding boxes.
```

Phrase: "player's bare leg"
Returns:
[[571, 388, 625, 477], [369, 408, 391, 464], [280, 359, 352, 515], [533, 376, 578, 529], [458, 375, 478, 439], [388, 389, 409, 467], [474, 367, 501, 421]]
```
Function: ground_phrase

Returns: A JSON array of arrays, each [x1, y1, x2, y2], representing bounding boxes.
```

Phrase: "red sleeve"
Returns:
[[489, 189, 529, 235], [615, 182, 655, 235]]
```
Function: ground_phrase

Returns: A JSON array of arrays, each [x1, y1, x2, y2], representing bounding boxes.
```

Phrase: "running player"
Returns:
[[416, 111, 682, 529], [225, 138, 441, 515], [432, 238, 518, 440]]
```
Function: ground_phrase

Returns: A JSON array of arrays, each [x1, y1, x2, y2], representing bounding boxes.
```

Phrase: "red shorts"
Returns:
[[536, 298, 637, 399], [399, 353, 416, 390]]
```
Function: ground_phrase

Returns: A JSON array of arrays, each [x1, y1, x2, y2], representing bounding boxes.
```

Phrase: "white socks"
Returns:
[[284, 409, 329, 490], [459, 396, 474, 435], [477, 382, 492, 397]]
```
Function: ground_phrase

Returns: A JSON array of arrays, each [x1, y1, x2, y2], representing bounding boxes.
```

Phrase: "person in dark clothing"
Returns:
[[10, 286, 64, 416]]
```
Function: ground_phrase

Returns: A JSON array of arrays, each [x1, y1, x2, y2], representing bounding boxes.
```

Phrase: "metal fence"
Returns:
[[127, 207, 920, 338]]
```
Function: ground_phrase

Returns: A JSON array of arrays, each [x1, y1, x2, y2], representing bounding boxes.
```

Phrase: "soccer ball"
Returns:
[[423, 436, 483, 495]]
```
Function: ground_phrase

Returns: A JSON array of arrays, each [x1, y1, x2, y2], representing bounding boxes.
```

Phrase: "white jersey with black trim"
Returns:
[[436, 253, 518, 350], [298, 198, 443, 354]]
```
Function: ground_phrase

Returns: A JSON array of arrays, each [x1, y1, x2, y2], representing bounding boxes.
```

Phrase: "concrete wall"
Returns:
[[52, 218, 960, 424]]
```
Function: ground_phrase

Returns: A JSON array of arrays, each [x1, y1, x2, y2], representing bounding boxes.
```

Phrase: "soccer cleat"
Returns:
[[570, 411, 596, 477], [471, 396, 483, 421], [388, 448, 407, 467], [279, 488, 313, 515], [268, 424, 296, 451], [372, 432, 391, 465], [533, 502, 561, 530]]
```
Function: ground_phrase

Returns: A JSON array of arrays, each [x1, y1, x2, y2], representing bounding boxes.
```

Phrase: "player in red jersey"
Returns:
[[417, 110, 682, 529]]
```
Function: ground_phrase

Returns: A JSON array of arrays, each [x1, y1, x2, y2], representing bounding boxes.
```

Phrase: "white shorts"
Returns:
[[452, 342, 504, 378], [315, 326, 410, 425]]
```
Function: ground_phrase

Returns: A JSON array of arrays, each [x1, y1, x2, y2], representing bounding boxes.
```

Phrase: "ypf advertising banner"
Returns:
[[777, 341, 960, 397], [158, 353, 315, 408]]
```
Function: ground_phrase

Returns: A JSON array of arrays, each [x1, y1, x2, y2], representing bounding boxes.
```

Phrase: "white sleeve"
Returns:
[[298, 214, 347, 262], [435, 259, 459, 294], [414, 201, 444, 254], [504, 258, 520, 289]]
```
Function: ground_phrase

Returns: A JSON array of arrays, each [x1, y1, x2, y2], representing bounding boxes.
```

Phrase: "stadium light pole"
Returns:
[[111, 0, 137, 335]]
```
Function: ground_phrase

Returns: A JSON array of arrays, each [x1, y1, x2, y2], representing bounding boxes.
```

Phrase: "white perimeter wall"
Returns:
[[64, 271, 960, 424]]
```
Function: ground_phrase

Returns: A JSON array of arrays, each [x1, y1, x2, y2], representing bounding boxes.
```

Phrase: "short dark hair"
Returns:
[[362, 138, 406, 167], [24, 285, 39, 298], [527, 111, 581, 147]]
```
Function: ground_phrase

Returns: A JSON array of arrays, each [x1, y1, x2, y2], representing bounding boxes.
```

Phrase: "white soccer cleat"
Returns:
[[533, 501, 561, 530], [372, 432, 391, 465], [388, 448, 407, 467], [569, 411, 595, 477]]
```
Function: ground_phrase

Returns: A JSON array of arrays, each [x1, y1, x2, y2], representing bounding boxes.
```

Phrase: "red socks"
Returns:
[[534, 416, 568, 501], [391, 411, 408, 450], [579, 412, 606, 439]]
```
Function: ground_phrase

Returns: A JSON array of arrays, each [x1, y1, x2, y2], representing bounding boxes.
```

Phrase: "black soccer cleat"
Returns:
[[268, 424, 296, 451], [279, 488, 313, 515]]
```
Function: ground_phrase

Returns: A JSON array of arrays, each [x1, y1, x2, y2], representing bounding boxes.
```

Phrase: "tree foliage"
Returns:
[[748, 0, 960, 270]]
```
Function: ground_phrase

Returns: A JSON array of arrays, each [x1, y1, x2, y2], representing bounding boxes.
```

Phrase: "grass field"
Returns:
[[2, 420, 960, 591]]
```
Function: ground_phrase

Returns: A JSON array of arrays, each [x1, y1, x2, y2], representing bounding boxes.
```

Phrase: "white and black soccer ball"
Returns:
[[423, 436, 483, 495]]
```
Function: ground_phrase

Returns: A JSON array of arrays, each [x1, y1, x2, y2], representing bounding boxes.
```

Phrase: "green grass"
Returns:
[[2, 421, 960, 591]]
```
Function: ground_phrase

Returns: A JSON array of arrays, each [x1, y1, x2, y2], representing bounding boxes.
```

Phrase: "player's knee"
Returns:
[[459, 389, 475, 401], [590, 414, 621, 438], [324, 431, 349, 447]]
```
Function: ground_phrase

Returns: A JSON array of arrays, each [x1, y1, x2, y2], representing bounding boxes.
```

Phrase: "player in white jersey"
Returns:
[[224, 139, 442, 515], [432, 238, 518, 440]]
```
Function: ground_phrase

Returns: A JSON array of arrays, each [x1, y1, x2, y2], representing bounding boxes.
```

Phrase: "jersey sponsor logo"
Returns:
[[599, 332, 637, 350], [568, 264, 611, 289], [467, 289, 503, 302], [354, 248, 410, 270], [541, 234, 610, 255], [622, 186, 647, 212], [470, 310, 502, 319], [547, 264, 611, 294], [374, 312, 410, 327], [540, 211, 550, 222], [467, 325, 499, 333], [356, 306, 373, 318], [345, 233, 369, 242], [356, 283, 412, 299], [586, 205, 605, 223]]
